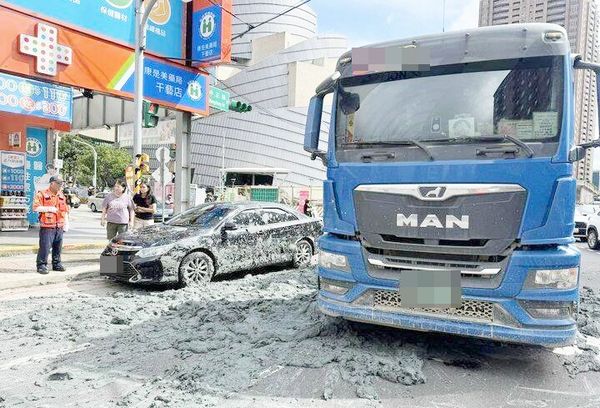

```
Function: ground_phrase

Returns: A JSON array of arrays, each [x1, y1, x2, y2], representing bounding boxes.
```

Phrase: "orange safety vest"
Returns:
[[33, 188, 69, 228]]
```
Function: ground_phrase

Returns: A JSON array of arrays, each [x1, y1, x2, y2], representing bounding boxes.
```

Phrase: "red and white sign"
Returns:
[[19, 23, 72, 76]]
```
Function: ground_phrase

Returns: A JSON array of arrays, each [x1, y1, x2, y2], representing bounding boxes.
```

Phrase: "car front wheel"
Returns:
[[588, 229, 600, 250], [179, 251, 215, 287], [293, 239, 313, 268]]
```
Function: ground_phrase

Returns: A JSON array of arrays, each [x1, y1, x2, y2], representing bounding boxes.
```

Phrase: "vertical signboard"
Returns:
[[1, 0, 186, 59], [192, 0, 231, 65], [0, 151, 26, 194], [25, 128, 47, 224]]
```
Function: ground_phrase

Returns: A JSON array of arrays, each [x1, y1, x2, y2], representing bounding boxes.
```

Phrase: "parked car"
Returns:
[[574, 207, 589, 241], [88, 191, 109, 212], [587, 209, 600, 250], [153, 200, 174, 223], [100, 202, 322, 286]]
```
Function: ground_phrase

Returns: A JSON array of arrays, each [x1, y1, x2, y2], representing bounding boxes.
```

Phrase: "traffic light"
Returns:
[[142, 100, 159, 128], [229, 99, 252, 113]]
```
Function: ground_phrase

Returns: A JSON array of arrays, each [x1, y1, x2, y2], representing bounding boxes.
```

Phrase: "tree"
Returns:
[[59, 136, 131, 189]]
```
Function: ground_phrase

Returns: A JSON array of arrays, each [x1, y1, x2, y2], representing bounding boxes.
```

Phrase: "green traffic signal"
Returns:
[[142, 100, 160, 128], [229, 99, 252, 113]]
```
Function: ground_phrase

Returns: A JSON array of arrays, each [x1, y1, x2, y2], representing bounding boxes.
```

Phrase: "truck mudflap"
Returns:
[[317, 295, 577, 347]]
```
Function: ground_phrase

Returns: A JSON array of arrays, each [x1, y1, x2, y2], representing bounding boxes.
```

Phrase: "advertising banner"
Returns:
[[0, 151, 26, 193], [1, 0, 186, 59], [192, 0, 231, 65], [0, 72, 72, 123]]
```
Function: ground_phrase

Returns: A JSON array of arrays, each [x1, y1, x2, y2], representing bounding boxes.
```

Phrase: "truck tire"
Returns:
[[588, 229, 600, 250], [179, 251, 215, 287]]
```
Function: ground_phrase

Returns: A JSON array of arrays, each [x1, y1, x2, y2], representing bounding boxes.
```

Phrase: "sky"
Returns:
[[309, 0, 600, 172]]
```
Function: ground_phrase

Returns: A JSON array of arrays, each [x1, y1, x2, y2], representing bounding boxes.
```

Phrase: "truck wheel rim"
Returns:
[[182, 257, 209, 283], [295, 242, 312, 266]]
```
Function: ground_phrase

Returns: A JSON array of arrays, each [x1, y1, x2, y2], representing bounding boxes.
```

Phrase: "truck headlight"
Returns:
[[136, 244, 174, 259], [525, 268, 578, 289], [318, 250, 349, 272]]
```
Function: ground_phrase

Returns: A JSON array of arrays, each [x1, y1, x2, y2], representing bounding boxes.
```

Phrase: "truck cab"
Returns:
[[304, 23, 600, 346]]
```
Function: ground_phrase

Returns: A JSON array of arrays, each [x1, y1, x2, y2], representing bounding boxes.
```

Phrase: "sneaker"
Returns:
[[52, 264, 66, 272], [37, 267, 49, 275]]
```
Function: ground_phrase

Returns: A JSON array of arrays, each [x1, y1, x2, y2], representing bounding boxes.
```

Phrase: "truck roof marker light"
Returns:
[[544, 31, 563, 41]]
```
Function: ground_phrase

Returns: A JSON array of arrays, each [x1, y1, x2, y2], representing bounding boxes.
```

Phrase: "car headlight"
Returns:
[[525, 268, 578, 289], [318, 250, 350, 272], [136, 244, 175, 258]]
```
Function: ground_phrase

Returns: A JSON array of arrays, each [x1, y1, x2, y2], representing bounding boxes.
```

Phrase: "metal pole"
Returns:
[[72, 138, 97, 189], [160, 152, 166, 223], [133, 0, 158, 164]]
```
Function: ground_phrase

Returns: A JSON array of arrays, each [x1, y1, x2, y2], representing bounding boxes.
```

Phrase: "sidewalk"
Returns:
[[0, 248, 101, 291]]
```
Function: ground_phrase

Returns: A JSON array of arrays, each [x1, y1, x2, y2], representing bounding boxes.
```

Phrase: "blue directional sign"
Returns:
[[3, 0, 185, 59], [192, 5, 223, 63]]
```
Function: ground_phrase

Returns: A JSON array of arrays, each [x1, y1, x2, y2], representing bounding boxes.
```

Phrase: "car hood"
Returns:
[[575, 214, 589, 223], [116, 224, 211, 247]]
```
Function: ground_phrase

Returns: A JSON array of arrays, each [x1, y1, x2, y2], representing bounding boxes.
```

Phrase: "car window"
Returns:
[[232, 210, 265, 227], [261, 208, 298, 224], [167, 204, 233, 227]]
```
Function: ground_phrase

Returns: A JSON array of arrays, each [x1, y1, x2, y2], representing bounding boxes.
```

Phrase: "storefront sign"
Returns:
[[0, 72, 72, 123], [25, 127, 47, 223], [192, 0, 231, 65], [111, 56, 208, 114], [0, 151, 26, 193], [1, 0, 186, 59]]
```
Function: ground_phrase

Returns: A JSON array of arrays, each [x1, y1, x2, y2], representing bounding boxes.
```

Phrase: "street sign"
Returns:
[[155, 146, 170, 162], [192, 0, 232, 65], [209, 87, 230, 111]]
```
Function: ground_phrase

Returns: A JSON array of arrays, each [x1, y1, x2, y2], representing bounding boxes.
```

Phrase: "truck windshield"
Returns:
[[335, 56, 564, 162]]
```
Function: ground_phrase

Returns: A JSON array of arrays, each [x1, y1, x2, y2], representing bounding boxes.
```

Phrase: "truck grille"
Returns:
[[373, 290, 495, 323]]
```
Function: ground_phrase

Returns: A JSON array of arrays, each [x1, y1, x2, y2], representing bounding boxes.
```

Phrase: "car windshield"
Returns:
[[167, 204, 233, 227], [336, 56, 564, 161]]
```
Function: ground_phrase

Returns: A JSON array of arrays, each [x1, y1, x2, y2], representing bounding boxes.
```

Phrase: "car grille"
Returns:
[[575, 222, 586, 229], [373, 290, 495, 323]]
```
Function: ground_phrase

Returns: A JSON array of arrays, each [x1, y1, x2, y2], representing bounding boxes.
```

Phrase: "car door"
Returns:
[[259, 208, 301, 265], [218, 209, 266, 273]]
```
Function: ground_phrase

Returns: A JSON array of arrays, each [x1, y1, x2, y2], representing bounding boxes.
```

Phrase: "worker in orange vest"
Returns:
[[33, 175, 70, 274]]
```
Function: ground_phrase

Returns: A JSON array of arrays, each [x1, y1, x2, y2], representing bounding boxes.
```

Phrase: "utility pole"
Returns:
[[133, 0, 158, 165]]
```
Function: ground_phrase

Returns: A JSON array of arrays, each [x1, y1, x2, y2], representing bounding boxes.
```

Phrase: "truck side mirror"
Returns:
[[304, 95, 328, 165], [573, 57, 600, 155]]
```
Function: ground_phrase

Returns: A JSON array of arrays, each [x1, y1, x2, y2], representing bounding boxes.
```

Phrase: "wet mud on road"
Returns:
[[1, 267, 600, 407]]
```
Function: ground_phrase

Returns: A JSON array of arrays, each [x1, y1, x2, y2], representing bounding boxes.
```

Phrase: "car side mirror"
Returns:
[[222, 222, 238, 231]]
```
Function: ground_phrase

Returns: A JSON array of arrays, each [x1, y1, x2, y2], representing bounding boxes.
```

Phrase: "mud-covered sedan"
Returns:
[[100, 201, 322, 286]]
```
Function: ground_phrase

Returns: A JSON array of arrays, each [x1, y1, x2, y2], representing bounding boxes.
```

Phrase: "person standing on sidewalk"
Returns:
[[33, 175, 69, 275], [101, 180, 135, 240], [132, 182, 156, 230]]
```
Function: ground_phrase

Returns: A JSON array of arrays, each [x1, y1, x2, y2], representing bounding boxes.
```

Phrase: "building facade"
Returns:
[[479, 0, 600, 202], [189, 0, 347, 187]]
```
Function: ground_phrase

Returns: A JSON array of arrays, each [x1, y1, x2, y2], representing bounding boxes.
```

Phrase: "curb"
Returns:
[[0, 265, 100, 291], [0, 243, 106, 257]]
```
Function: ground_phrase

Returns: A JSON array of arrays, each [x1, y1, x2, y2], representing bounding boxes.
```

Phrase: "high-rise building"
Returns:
[[479, 0, 600, 202]]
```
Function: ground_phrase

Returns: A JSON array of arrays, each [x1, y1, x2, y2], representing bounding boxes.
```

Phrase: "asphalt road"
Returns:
[[0, 243, 599, 408]]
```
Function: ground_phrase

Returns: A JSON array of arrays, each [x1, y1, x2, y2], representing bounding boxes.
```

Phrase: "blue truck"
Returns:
[[304, 23, 600, 346]]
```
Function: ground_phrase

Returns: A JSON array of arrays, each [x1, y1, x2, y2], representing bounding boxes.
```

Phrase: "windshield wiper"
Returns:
[[447, 134, 534, 158], [355, 139, 435, 161]]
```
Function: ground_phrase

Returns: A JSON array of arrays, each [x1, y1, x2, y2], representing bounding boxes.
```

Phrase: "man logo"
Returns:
[[397, 214, 470, 229], [200, 11, 216, 39], [187, 81, 202, 101], [418, 186, 446, 199]]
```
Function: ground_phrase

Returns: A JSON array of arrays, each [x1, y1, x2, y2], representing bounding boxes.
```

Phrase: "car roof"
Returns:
[[198, 201, 305, 214]]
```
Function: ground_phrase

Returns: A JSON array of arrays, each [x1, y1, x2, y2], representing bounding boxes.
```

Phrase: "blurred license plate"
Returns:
[[100, 255, 123, 275], [399, 270, 462, 308]]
